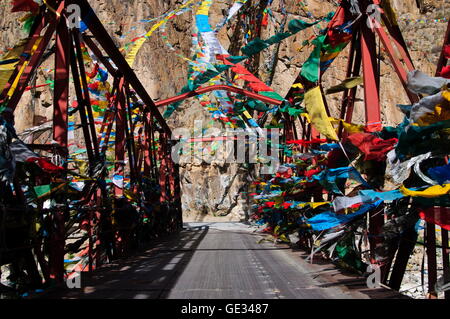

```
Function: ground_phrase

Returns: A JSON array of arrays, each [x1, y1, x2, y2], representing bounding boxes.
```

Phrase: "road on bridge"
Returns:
[[40, 222, 407, 299]]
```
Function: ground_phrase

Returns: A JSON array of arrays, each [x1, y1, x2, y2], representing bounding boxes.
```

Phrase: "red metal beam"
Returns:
[[154, 85, 284, 107], [49, 10, 70, 284], [380, 15, 415, 72], [73, 32, 99, 156], [426, 222, 438, 298], [159, 133, 169, 203], [125, 86, 138, 186], [97, 76, 119, 148], [361, 22, 382, 132], [143, 114, 152, 177], [53, 15, 70, 150], [100, 78, 124, 155], [70, 35, 95, 164], [344, 31, 362, 138], [114, 82, 127, 197], [442, 223, 450, 299], [374, 25, 419, 104]]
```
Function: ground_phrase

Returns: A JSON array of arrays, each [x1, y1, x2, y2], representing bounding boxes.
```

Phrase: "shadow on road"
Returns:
[[37, 225, 210, 299]]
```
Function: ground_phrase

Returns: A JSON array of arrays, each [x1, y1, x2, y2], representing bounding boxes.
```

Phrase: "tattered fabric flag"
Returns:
[[359, 189, 406, 202], [19, 12, 37, 34], [415, 103, 450, 127], [301, 35, 326, 83], [26, 157, 65, 173], [287, 107, 305, 117], [0, 120, 16, 183], [332, 194, 371, 212], [345, 132, 398, 161], [9, 140, 38, 161], [304, 86, 338, 141], [319, 143, 340, 151], [407, 70, 450, 95], [400, 183, 450, 198], [311, 166, 370, 194], [334, 118, 365, 134], [307, 200, 383, 231], [11, 0, 40, 13], [396, 119, 450, 158], [440, 65, 450, 79], [240, 17, 321, 57], [444, 45, 450, 59], [428, 163, 450, 185], [409, 90, 446, 124], [386, 150, 435, 185], [33, 183, 67, 200], [288, 19, 319, 33]]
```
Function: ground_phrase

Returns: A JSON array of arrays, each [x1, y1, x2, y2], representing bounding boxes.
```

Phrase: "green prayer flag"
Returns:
[[300, 35, 326, 83], [226, 56, 247, 64], [288, 19, 317, 33], [259, 90, 284, 101], [248, 100, 269, 111], [241, 38, 269, 56], [33, 183, 66, 199], [287, 107, 305, 117], [265, 32, 292, 45], [22, 15, 36, 34]]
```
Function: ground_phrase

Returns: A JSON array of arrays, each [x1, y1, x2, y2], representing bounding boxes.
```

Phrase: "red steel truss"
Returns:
[[0, 0, 181, 285]]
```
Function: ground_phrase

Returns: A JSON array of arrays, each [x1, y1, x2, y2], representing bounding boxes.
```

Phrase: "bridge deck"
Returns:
[[38, 222, 409, 299]]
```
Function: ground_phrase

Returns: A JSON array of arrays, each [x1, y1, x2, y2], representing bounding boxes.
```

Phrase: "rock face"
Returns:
[[0, 0, 449, 220]]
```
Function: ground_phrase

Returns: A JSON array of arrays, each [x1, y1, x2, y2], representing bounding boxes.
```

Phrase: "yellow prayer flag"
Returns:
[[300, 113, 311, 123], [400, 184, 450, 198], [442, 89, 450, 102], [304, 86, 339, 141]]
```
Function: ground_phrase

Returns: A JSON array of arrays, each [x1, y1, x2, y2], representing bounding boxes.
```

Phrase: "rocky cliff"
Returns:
[[0, 0, 448, 220]]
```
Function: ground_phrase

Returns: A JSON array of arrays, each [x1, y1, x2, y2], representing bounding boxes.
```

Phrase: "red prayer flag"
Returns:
[[286, 138, 327, 146], [304, 168, 322, 178], [11, 0, 39, 13], [282, 202, 292, 209], [440, 65, 450, 79], [345, 132, 398, 161], [261, 13, 269, 27], [26, 157, 65, 173], [86, 64, 99, 78], [444, 45, 450, 59], [266, 201, 275, 208], [419, 207, 450, 231]]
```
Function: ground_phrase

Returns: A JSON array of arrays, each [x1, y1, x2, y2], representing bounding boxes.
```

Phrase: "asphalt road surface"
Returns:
[[40, 222, 406, 299]]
